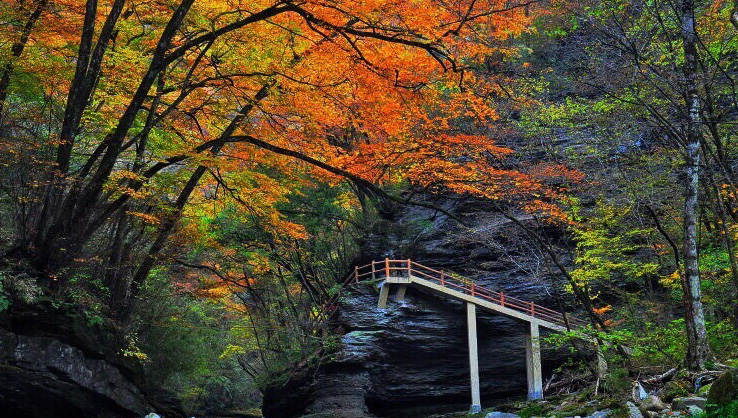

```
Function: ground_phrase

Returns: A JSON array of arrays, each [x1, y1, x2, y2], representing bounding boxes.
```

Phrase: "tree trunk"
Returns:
[[0, 0, 48, 118], [33, 0, 195, 274], [680, 0, 713, 371], [113, 83, 272, 320]]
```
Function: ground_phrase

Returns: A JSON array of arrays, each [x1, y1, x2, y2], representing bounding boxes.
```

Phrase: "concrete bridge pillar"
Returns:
[[467, 303, 481, 413], [395, 285, 407, 301], [525, 321, 543, 400], [377, 282, 390, 309]]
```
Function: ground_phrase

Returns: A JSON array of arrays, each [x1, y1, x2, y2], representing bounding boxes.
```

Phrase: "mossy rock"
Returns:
[[707, 369, 738, 407], [698, 382, 713, 396], [659, 380, 689, 402], [677, 369, 691, 379], [577, 386, 595, 402], [555, 401, 595, 417], [515, 401, 550, 418]]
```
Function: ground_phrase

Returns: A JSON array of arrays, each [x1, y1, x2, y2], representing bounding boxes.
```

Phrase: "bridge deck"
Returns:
[[351, 259, 587, 331]]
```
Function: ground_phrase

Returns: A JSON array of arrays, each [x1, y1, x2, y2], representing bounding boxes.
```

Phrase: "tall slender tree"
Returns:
[[680, 0, 712, 370]]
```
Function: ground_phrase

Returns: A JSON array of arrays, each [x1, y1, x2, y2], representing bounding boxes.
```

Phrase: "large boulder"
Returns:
[[671, 397, 707, 411], [264, 285, 546, 417], [686, 405, 704, 416], [707, 369, 738, 407], [0, 329, 153, 417], [0, 305, 184, 418], [639, 395, 666, 413], [626, 401, 644, 418], [659, 380, 689, 402]]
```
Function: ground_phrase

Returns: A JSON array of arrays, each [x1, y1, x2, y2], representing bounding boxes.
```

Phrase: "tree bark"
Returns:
[[680, 0, 713, 371], [0, 0, 48, 118], [56, 0, 126, 174], [113, 83, 272, 320], [34, 0, 195, 273]]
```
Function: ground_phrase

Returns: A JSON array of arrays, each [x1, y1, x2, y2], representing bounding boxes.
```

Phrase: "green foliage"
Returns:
[[628, 319, 687, 367], [322, 334, 341, 354], [699, 245, 732, 272], [707, 321, 738, 361], [120, 334, 149, 362], [621, 319, 738, 370], [569, 201, 658, 289], [134, 269, 259, 414], [0, 270, 40, 311], [188, 180, 368, 392], [0, 277, 9, 312], [702, 400, 738, 418], [545, 326, 636, 396], [83, 309, 105, 327], [516, 402, 547, 418], [549, 318, 738, 377], [602, 366, 631, 397], [694, 245, 738, 315], [544, 325, 632, 352], [64, 274, 108, 328]]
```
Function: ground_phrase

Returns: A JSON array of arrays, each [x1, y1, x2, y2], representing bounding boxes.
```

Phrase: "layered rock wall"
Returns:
[[264, 201, 579, 417]]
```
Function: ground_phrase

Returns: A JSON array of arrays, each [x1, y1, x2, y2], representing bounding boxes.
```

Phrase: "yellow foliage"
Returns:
[[661, 270, 682, 289]]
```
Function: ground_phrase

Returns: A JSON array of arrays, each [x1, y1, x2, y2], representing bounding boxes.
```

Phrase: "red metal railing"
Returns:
[[351, 258, 588, 329]]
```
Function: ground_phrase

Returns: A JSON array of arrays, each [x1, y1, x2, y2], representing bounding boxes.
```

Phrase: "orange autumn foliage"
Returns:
[[0, 0, 579, 303]]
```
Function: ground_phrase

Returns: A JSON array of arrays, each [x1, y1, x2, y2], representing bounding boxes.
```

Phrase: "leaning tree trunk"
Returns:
[[680, 0, 713, 371]]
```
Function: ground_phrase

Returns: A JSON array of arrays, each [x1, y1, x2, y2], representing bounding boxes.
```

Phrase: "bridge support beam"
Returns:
[[467, 303, 482, 413], [377, 282, 390, 309], [525, 321, 543, 400], [395, 285, 407, 301]]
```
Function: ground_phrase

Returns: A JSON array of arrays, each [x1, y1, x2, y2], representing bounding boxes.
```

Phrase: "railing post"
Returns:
[[385, 257, 390, 279], [471, 282, 475, 296], [500, 292, 505, 306], [530, 301, 535, 316], [371, 261, 376, 280], [354, 265, 359, 284], [440, 272, 445, 286], [407, 259, 411, 278]]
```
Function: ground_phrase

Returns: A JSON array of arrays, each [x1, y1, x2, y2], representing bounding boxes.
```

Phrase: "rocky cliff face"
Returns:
[[0, 329, 151, 417], [263, 199, 580, 418], [0, 306, 183, 418]]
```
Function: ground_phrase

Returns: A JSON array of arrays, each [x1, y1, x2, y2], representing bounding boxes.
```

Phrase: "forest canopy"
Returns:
[[1, 0, 738, 416]]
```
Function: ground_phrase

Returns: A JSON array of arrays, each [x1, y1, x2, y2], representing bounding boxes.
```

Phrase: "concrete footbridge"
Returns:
[[347, 259, 590, 413]]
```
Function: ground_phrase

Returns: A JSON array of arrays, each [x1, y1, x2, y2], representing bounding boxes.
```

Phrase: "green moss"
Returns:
[[708, 370, 738, 407], [517, 402, 548, 418], [699, 383, 713, 397], [553, 401, 596, 417], [661, 380, 690, 402], [343, 330, 381, 341]]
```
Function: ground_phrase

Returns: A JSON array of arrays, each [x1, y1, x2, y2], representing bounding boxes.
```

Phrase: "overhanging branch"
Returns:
[[227, 134, 468, 225]]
